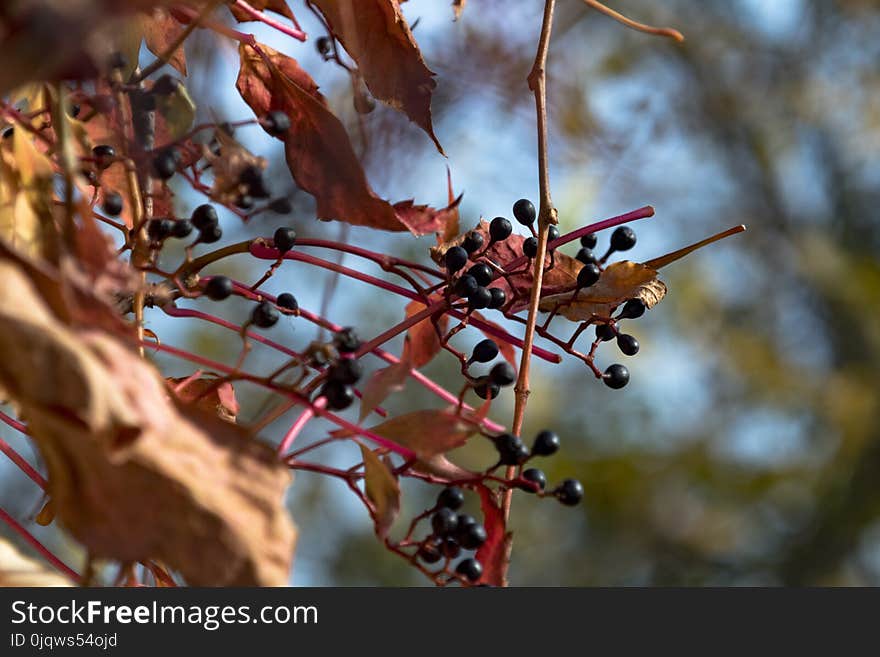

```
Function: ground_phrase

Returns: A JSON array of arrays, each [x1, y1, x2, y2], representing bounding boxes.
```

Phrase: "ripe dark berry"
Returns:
[[199, 225, 223, 244], [470, 339, 499, 364], [521, 468, 547, 492], [108, 51, 128, 70], [437, 487, 465, 511], [236, 194, 254, 210], [467, 263, 493, 287], [276, 292, 298, 312], [2, 127, 13, 139], [268, 197, 293, 214], [616, 333, 639, 356], [512, 198, 536, 226], [444, 246, 468, 273], [555, 478, 584, 506], [316, 36, 332, 57], [522, 236, 538, 258], [417, 539, 442, 564], [204, 276, 233, 301], [240, 165, 270, 198], [456, 513, 478, 532], [576, 263, 601, 289], [493, 433, 529, 466], [147, 218, 173, 241], [462, 231, 484, 254], [191, 204, 218, 230], [488, 287, 506, 309], [531, 430, 560, 457], [580, 233, 597, 249], [473, 377, 500, 400], [548, 225, 560, 242], [92, 144, 116, 165], [431, 507, 459, 537], [102, 191, 123, 217], [273, 227, 297, 253], [152, 150, 177, 180], [442, 538, 462, 559], [328, 358, 362, 385], [603, 363, 630, 389], [171, 219, 193, 239], [618, 298, 646, 320], [251, 300, 279, 328], [489, 362, 516, 387], [454, 274, 478, 298], [458, 522, 487, 550], [489, 216, 512, 242], [263, 110, 291, 136], [321, 380, 355, 410], [610, 226, 637, 252], [333, 327, 361, 353], [455, 558, 483, 582], [595, 322, 616, 342], [468, 286, 491, 309], [576, 247, 597, 265]]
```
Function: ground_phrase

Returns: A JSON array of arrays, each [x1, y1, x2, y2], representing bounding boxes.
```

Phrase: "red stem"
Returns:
[[0, 436, 47, 490], [233, 0, 307, 41]]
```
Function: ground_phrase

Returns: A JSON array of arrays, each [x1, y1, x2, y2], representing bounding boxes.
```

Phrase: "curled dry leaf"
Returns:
[[474, 484, 509, 586], [309, 0, 442, 153], [140, 7, 187, 76], [0, 260, 296, 586], [538, 260, 667, 322], [236, 41, 455, 235], [359, 445, 400, 539], [402, 297, 448, 369], [0, 538, 72, 587], [168, 374, 239, 423]]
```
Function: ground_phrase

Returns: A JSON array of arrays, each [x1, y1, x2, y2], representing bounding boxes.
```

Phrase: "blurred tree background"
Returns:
[[2, 0, 879, 585]]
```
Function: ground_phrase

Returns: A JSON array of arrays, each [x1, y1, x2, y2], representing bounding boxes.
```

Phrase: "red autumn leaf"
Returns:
[[362, 408, 479, 461], [402, 297, 448, 369], [168, 374, 240, 422], [236, 42, 455, 235], [358, 357, 410, 423], [229, 0, 296, 23], [359, 445, 400, 539], [141, 8, 187, 76], [309, 0, 443, 153], [474, 484, 509, 586]]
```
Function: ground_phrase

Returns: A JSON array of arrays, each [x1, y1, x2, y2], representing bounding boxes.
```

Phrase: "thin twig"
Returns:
[[581, 0, 684, 42]]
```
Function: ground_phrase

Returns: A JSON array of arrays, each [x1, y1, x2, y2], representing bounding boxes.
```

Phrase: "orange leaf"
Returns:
[[359, 445, 400, 539], [168, 375, 240, 422], [402, 297, 448, 369]]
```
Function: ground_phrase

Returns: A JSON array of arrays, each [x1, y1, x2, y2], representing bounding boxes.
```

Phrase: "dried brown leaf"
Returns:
[[364, 408, 478, 461], [359, 444, 400, 539], [358, 357, 410, 423], [309, 0, 442, 152], [141, 7, 187, 76], [168, 375, 239, 423]]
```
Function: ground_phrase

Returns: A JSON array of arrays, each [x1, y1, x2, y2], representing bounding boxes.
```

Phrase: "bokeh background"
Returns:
[[2, 0, 880, 585]]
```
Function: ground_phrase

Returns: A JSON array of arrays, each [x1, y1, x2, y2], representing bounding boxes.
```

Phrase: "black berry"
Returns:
[[522, 236, 538, 258], [548, 225, 560, 242], [442, 538, 461, 559], [204, 276, 233, 301], [235, 194, 254, 210], [147, 219, 173, 241], [487, 287, 506, 309], [191, 204, 218, 230], [92, 144, 116, 165], [418, 539, 442, 564], [454, 274, 478, 298], [431, 508, 459, 537], [468, 286, 491, 309], [328, 358, 362, 385], [456, 558, 483, 582], [276, 292, 298, 312], [489, 217, 512, 242], [521, 468, 547, 492], [470, 339, 499, 364], [576, 247, 597, 265], [316, 36, 332, 57], [610, 226, 637, 252], [102, 191, 123, 216], [493, 433, 529, 466], [580, 233, 597, 249], [437, 487, 465, 511], [458, 522, 487, 550], [512, 198, 536, 226], [576, 263, 601, 289], [273, 227, 297, 253], [251, 300, 279, 328], [531, 430, 560, 457], [321, 380, 355, 410], [240, 165, 270, 198], [602, 363, 629, 389], [334, 327, 361, 353], [618, 298, 646, 320], [263, 111, 290, 136], [467, 263, 493, 287], [473, 377, 500, 400], [462, 231, 484, 254], [172, 219, 193, 239], [555, 478, 584, 506], [444, 246, 468, 273], [199, 224, 223, 244], [616, 333, 639, 356], [152, 150, 178, 180], [268, 197, 293, 214], [490, 362, 516, 387], [595, 322, 616, 342]]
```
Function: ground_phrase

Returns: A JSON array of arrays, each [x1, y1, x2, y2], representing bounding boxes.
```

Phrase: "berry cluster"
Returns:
[[417, 487, 488, 583], [319, 328, 364, 410]]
